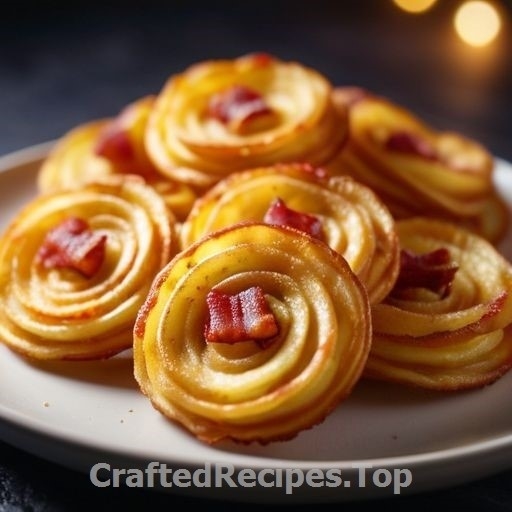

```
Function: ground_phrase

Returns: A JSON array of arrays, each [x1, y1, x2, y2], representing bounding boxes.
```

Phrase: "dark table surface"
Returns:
[[1, 1, 511, 510]]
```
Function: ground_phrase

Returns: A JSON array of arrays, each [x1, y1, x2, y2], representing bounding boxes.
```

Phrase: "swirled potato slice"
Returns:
[[366, 218, 512, 390], [145, 53, 348, 188], [329, 87, 508, 243], [134, 223, 371, 443], [0, 175, 177, 360], [38, 96, 197, 221], [181, 163, 399, 304], [38, 120, 114, 191]]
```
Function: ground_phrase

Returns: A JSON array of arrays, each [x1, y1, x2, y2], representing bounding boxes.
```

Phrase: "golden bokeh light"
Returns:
[[454, 1, 502, 47], [393, 0, 438, 13]]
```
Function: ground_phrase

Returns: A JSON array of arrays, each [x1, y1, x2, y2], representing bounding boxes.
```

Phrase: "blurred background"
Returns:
[[1, 1, 512, 510], [0, 0, 511, 159]]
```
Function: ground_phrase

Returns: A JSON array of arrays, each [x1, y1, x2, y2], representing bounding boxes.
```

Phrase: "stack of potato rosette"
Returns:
[[0, 53, 511, 444]]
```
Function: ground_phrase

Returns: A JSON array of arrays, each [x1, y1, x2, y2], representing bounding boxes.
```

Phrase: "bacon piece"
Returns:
[[207, 85, 274, 131], [264, 197, 324, 240], [385, 131, 438, 161], [35, 217, 107, 278], [204, 286, 279, 346], [244, 52, 274, 68], [94, 120, 135, 162], [391, 248, 458, 299]]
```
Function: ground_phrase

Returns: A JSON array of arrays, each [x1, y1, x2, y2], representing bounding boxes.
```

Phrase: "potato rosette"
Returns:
[[144, 53, 348, 188], [134, 223, 371, 443], [38, 120, 113, 191], [329, 87, 508, 243], [181, 163, 399, 304], [38, 96, 197, 222], [366, 218, 512, 390], [0, 175, 176, 360]]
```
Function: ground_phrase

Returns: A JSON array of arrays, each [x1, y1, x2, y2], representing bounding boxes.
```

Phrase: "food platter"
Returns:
[[0, 142, 511, 503]]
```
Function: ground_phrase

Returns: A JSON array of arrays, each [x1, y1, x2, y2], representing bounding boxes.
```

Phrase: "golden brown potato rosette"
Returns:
[[0, 175, 176, 360], [38, 120, 113, 191], [329, 87, 509, 244], [181, 163, 399, 304], [366, 218, 512, 390], [38, 96, 197, 221], [134, 223, 371, 443], [144, 53, 348, 188]]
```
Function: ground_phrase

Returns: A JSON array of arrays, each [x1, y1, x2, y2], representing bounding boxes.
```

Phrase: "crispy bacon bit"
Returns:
[[391, 248, 458, 299], [207, 85, 274, 131], [264, 197, 324, 240], [244, 52, 274, 67], [204, 286, 279, 346], [35, 217, 107, 278], [95, 121, 134, 162], [386, 131, 438, 161]]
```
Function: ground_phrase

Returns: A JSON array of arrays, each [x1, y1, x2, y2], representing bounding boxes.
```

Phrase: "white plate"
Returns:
[[0, 143, 511, 503]]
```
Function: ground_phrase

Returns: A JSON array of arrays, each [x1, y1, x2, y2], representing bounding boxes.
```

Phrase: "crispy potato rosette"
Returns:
[[144, 53, 348, 188], [38, 96, 197, 221], [38, 120, 113, 190], [366, 218, 512, 390], [329, 87, 508, 243], [181, 163, 399, 304], [0, 175, 176, 360], [134, 223, 371, 443]]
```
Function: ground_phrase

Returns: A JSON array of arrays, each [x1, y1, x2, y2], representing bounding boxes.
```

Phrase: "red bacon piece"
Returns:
[[204, 286, 279, 346], [385, 131, 439, 161], [391, 248, 458, 299], [94, 121, 135, 162], [35, 217, 107, 278], [243, 52, 274, 68], [264, 197, 324, 240], [207, 85, 273, 129]]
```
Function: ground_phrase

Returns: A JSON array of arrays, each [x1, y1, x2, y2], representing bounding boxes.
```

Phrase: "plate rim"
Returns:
[[0, 142, 511, 501]]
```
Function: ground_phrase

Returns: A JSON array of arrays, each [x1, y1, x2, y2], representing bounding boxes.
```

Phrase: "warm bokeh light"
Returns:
[[454, 1, 502, 47], [393, 0, 438, 13]]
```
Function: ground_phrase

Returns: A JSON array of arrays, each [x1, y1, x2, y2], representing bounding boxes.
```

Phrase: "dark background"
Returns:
[[1, 0, 511, 161], [1, 1, 511, 510]]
